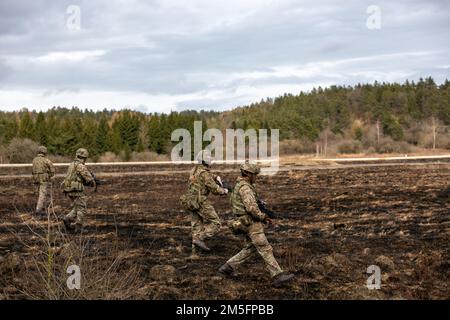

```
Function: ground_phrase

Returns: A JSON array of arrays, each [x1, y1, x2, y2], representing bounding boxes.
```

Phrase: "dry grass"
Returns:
[[4, 199, 143, 300]]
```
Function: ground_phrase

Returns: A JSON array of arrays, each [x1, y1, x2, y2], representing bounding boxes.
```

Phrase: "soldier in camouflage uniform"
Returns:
[[219, 162, 294, 287], [32, 146, 55, 216], [62, 148, 95, 232], [180, 150, 228, 255]]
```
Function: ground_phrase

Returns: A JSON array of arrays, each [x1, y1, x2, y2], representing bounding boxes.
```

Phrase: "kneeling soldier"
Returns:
[[219, 162, 294, 287]]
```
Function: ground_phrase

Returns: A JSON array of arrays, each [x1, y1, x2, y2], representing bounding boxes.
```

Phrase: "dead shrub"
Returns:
[[7, 208, 142, 300], [130, 151, 169, 162], [375, 137, 412, 154], [280, 139, 316, 155], [98, 152, 122, 163], [3, 138, 39, 164], [47, 155, 72, 163], [337, 140, 363, 154]]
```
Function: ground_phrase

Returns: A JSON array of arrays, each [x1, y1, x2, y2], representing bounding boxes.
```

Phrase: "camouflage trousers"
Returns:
[[36, 182, 51, 212], [65, 194, 87, 226], [226, 222, 283, 278], [191, 201, 221, 250]]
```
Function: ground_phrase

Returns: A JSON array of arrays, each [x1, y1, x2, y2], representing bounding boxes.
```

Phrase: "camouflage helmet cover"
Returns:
[[37, 146, 48, 155], [240, 162, 261, 174], [75, 148, 89, 159], [196, 149, 212, 166]]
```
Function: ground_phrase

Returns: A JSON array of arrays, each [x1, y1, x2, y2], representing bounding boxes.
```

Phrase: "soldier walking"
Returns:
[[180, 150, 228, 256], [62, 148, 96, 233], [219, 162, 294, 287], [32, 146, 55, 216]]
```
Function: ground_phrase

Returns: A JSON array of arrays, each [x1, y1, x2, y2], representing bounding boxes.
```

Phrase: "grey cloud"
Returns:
[[0, 0, 449, 111]]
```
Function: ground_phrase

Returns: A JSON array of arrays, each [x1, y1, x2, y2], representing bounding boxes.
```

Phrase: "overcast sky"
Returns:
[[0, 0, 449, 112]]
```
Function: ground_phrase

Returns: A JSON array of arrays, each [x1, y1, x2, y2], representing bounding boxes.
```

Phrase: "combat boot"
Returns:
[[273, 272, 295, 287], [63, 217, 74, 231], [189, 244, 201, 258], [35, 209, 46, 217], [74, 224, 86, 234], [218, 263, 236, 277], [193, 239, 210, 252]]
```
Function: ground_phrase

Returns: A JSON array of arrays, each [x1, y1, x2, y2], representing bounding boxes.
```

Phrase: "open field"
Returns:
[[0, 161, 449, 299]]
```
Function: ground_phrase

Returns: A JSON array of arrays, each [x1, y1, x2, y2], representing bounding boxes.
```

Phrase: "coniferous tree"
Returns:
[[95, 117, 111, 155], [34, 112, 48, 145], [19, 111, 34, 139]]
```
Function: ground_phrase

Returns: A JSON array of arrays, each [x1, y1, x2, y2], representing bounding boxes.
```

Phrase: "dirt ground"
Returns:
[[0, 162, 449, 300]]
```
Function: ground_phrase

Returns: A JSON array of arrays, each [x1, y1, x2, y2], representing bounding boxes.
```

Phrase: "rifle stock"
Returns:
[[257, 199, 277, 219], [89, 170, 107, 192], [216, 179, 233, 192]]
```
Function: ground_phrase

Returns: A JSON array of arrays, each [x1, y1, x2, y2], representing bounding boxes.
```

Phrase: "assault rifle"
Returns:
[[215, 177, 233, 193], [89, 170, 107, 192], [221, 180, 233, 192], [257, 199, 277, 219], [215, 178, 278, 219]]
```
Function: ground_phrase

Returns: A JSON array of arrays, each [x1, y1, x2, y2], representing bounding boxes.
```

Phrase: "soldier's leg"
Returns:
[[36, 182, 48, 212], [248, 223, 283, 278], [74, 195, 87, 226], [65, 196, 78, 222], [43, 181, 52, 209], [191, 211, 203, 253], [226, 236, 257, 270], [198, 201, 221, 240]]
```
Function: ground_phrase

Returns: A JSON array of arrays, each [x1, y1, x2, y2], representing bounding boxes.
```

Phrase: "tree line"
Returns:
[[0, 77, 448, 162]]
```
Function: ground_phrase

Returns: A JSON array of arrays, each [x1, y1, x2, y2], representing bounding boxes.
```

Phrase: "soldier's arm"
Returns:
[[77, 164, 95, 185], [47, 159, 55, 177], [240, 185, 267, 221], [201, 171, 227, 195]]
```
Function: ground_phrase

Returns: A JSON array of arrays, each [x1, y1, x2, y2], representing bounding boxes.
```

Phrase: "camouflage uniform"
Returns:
[[62, 150, 94, 227], [226, 176, 283, 278], [181, 164, 227, 252], [32, 147, 55, 214]]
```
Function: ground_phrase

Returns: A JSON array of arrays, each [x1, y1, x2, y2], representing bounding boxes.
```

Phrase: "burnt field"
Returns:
[[0, 163, 449, 300]]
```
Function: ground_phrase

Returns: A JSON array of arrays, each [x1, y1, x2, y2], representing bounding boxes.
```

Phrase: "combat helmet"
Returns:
[[37, 146, 48, 155], [196, 149, 212, 166], [75, 148, 89, 159], [240, 161, 261, 175]]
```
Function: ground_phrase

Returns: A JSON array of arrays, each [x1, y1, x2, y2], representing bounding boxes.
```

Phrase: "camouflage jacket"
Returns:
[[62, 159, 94, 194], [32, 155, 55, 184], [231, 177, 266, 222], [186, 164, 226, 203]]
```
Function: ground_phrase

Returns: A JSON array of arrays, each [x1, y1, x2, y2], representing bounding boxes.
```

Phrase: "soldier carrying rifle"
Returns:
[[219, 162, 294, 287], [180, 150, 229, 256], [32, 146, 55, 217], [62, 148, 96, 233]]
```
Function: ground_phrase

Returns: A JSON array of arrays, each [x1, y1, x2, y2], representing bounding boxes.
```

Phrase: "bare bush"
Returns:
[[98, 152, 122, 163], [0, 145, 7, 164], [337, 140, 363, 154], [375, 137, 412, 154], [97, 151, 170, 162], [418, 129, 450, 150], [130, 151, 169, 162], [7, 209, 142, 299], [280, 139, 316, 155], [3, 138, 39, 164], [47, 155, 72, 163]]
